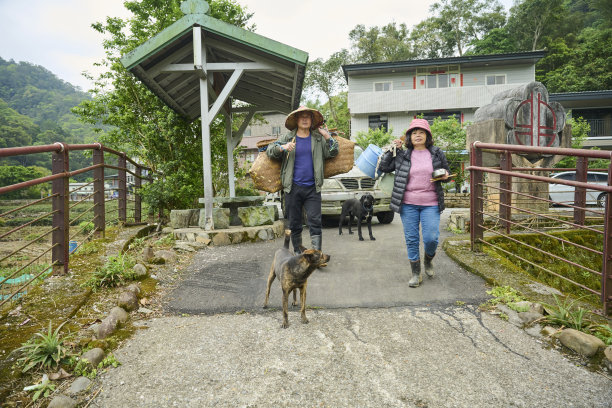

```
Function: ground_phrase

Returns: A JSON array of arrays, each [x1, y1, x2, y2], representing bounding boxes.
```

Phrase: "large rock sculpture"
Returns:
[[467, 81, 572, 211]]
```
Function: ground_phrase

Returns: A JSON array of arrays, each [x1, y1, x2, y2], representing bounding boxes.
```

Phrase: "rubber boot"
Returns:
[[424, 253, 435, 277], [310, 235, 327, 267], [311, 235, 322, 251], [408, 260, 422, 288], [291, 233, 303, 254]]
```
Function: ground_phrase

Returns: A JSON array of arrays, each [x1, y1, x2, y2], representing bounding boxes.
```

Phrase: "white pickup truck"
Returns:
[[320, 165, 394, 224]]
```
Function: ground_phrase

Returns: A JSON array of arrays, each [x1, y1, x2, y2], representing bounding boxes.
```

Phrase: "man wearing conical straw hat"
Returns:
[[267, 106, 338, 253]]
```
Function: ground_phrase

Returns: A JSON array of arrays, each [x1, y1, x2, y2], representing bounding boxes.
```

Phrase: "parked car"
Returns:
[[320, 166, 394, 224], [270, 145, 394, 225], [548, 171, 608, 207]]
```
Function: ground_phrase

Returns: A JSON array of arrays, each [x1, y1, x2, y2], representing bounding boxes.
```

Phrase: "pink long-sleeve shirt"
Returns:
[[402, 149, 438, 206]]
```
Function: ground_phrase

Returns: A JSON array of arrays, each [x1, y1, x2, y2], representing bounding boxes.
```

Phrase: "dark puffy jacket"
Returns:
[[379, 145, 450, 213]]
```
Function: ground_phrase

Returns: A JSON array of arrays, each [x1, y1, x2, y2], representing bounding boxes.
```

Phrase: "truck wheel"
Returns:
[[377, 211, 394, 224]]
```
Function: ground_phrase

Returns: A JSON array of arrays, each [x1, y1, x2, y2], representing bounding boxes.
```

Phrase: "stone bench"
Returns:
[[199, 196, 265, 226]]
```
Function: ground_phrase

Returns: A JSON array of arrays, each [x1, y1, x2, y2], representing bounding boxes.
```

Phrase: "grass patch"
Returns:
[[154, 234, 175, 247], [84, 253, 136, 290]]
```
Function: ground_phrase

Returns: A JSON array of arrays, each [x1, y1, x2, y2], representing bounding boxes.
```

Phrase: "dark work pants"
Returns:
[[285, 184, 322, 238]]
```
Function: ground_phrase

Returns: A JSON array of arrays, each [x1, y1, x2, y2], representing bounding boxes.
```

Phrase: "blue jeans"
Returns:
[[399, 204, 440, 262]]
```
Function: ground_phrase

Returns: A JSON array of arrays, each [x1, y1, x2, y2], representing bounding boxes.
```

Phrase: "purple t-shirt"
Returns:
[[403, 149, 438, 206], [293, 134, 315, 186]]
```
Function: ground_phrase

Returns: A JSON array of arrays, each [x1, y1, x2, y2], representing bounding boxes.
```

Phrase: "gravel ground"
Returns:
[[91, 305, 612, 408]]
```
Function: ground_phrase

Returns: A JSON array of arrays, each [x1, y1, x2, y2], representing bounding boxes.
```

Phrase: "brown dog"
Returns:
[[263, 230, 330, 328]]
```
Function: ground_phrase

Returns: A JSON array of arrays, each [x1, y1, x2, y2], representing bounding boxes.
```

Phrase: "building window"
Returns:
[[419, 111, 462, 123], [374, 82, 392, 92], [486, 75, 505, 85], [438, 74, 448, 88], [368, 114, 388, 131], [272, 126, 281, 135], [415, 65, 460, 89]]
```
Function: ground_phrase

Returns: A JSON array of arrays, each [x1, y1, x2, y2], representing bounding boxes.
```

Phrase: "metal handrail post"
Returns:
[[603, 163, 612, 315], [93, 146, 106, 237], [118, 155, 127, 224], [500, 151, 512, 234], [470, 143, 484, 252], [574, 157, 587, 225], [135, 166, 142, 223], [52, 143, 69, 274]]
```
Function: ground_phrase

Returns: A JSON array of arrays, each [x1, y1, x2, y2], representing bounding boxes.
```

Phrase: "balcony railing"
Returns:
[[585, 118, 612, 137]]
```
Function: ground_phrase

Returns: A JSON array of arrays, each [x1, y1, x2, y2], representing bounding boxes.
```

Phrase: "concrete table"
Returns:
[[200, 196, 265, 226]]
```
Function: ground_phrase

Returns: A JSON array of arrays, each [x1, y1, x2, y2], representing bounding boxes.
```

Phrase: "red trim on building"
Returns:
[[461, 113, 464, 123], [413, 77, 416, 89], [460, 74, 463, 87]]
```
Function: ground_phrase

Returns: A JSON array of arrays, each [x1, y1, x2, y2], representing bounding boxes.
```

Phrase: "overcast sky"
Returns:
[[0, 0, 513, 92]]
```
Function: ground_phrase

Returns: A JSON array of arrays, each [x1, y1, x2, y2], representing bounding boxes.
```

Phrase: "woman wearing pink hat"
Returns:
[[379, 118, 450, 288]]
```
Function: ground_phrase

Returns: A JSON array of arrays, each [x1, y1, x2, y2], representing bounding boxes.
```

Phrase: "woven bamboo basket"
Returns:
[[324, 136, 355, 178], [256, 138, 278, 150], [249, 152, 282, 193]]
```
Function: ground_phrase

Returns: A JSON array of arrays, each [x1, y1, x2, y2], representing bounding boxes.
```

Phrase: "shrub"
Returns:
[[78, 221, 95, 234], [355, 127, 395, 149]]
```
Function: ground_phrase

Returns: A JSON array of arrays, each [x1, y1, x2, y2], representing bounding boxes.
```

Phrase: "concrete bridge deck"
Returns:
[[90, 212, 612, 407]]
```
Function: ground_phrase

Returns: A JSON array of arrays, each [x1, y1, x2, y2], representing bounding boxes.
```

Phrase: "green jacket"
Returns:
[[267, 129, 339, 193]]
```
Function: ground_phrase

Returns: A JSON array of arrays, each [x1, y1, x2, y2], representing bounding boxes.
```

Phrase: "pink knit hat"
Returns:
[[406, 118, 432, 138]]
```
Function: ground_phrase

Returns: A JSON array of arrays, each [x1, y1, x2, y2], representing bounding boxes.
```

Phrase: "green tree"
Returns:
[[506, 0, 566, 51], [72, 0, 254, 215], [429, 0, 506, 56], [554, 116, 604, 169], [430, 115, 468, 191], [304, 50, 349, 124], [306, 92, 350, 138], [467, 27, 518, 55], [349, 22, 415, 63], [539, 27, 612, 92], [410, 18, 454, 58], [0, 165, 50, 199], [0, 99, 38, 149]]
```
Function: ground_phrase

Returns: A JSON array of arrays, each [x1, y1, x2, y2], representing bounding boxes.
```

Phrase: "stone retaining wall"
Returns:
[[445, 193, 470, 208], [172, 220, 285, 246]]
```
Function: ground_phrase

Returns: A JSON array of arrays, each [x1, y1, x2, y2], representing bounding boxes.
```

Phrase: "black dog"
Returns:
[[339, 194, 375, 241]]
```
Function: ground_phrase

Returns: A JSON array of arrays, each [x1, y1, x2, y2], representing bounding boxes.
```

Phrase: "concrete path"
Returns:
[[91, 213, 612, 407], [166, 213, 489, 314]]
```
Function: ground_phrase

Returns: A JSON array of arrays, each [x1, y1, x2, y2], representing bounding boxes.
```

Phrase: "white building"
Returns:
[[342, 51, 546, 138], [69, 182, 111, 201]]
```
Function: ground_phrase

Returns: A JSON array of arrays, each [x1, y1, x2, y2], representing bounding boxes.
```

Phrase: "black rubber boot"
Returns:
[[311, 235, 322, 251], [291, 233, 303, 254], [424, 253, 435, 277], [310, 235, 327, 267], [409, 260, 422, 288]]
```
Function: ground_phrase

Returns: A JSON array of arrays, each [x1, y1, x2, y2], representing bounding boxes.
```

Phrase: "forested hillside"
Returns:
[[0, 57, 103, 179]]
